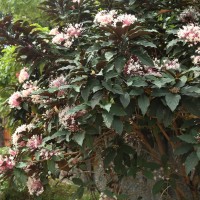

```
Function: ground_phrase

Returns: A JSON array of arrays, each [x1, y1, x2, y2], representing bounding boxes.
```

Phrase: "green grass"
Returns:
[[0, 180, 97, 200]]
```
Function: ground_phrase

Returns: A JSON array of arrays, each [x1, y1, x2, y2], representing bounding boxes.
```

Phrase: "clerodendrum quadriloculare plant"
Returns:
[[0, 0, 200, 199]]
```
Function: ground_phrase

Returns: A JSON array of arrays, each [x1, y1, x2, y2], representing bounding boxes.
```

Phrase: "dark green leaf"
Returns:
[[112, 118, 123, 134], [133, 50, 154, 66], [185, 152, 199, 175], [135, 40, 157, 48], [105, 70, 118, 81], [72, 178, 83, 186], [90, 91, 103, 109], [196, 147, 200, 160], [47, 159, 56, 175], [73, 132, 85, 146], [105, 51, 116, 61], [104, 149, 116, 168], [138, 94, 150, 115], [174, 144, 193, 155], [177, 134, 197, 144], [51, 130, 68, 140], [15, 162, 27, 169], [130, 88, 143, 95], [67, 104, 87, 115], [114, 57, 126, 73], [152, 180, 165, 195], [110, 104, 126, 116], [102, 112, 113, 128], [165, 93, 181, 111], [144, 170, 154, 179], [120, 93, 130, 108], [72, 186, 84, 200]]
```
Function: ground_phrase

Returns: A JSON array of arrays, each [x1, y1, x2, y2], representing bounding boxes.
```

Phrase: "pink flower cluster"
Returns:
[[59, 106, 86, 132], [18, 67, 29, 83], [27, 135, 42, 150], [66, 24, 82, 38], [9, 149, 18, 157], [153, 58, 180, 72], [124, 56, 161, 77], [124, 57, 180, 77], [191, 47, 200, 65], [21, 81, 38, 98], [8, 81, 39, 109], [50, 75, 64, 87], [49, 75, 67, 96], [12, 124, 35, 147], [0, 155, 15, 173], [49, 28, 59, 35], [31, 94, 42, 104], [27, 176, 44, 196], [162, 59, 180, 70], [94, 10, 116, 26], [94, 10, 137, 27], [177, 24, 200, 45], [114, 14, 138, 27], [124, 57, 144, 75], [50, 24, 82, 47], [40, 149, 59, 160], [8, 91, 22, 109]]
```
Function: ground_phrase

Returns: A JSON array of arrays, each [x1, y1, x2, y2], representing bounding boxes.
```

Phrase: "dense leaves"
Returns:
[[0, 0, 200, 199]]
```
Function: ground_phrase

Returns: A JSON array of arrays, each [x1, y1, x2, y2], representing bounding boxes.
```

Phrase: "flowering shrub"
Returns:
[[51, 24, 82, 47], [0, 0, 200, 199], [18, 68, 29, 83], [177, 24, 200, 45], [8, 92, 22, 109]]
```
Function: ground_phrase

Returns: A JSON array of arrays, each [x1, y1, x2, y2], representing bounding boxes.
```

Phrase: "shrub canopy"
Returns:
[[0, 0, 200, 199]]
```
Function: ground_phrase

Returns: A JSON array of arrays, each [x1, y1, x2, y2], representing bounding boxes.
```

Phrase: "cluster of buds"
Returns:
[[18, 67, 30, 83], [153, 58, 180, 71], [26, 135, 42, 151], [59, 106, 86, 132], [49, 74, 67, 96], [153, 167, 177, 181], [12, 124, 35, 147], [191, 47, 200, 65], [124, 56, 161, 77], [8, 91, 22, 109], [21, 81, 38, 98], [94, 10, 137, 27], [42, 109, 55, 120], [162, 59, 180, 70], [8, 79, 38, 109], [39, 148, 60, 160], [27, 175, 44, 196], [177, 24, 200, 45], [0, 155, 15, 173], [179, 7, 200, 23], [50, 24, 83, 47]]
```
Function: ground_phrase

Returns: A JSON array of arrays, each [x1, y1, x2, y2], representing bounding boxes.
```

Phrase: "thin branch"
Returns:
[[157, 122, 175, 149]]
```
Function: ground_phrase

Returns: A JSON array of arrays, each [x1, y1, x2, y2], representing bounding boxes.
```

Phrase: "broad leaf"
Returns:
[[185, 152, 199, 175], [102, 112, 113, 128], [112, 118, 123, 134], [177, 134, 197, 144], [120, 93, 130, 108], [73, 132, 85, 146], [165, 93, 181, 111], [138, 94, 150, 115]]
